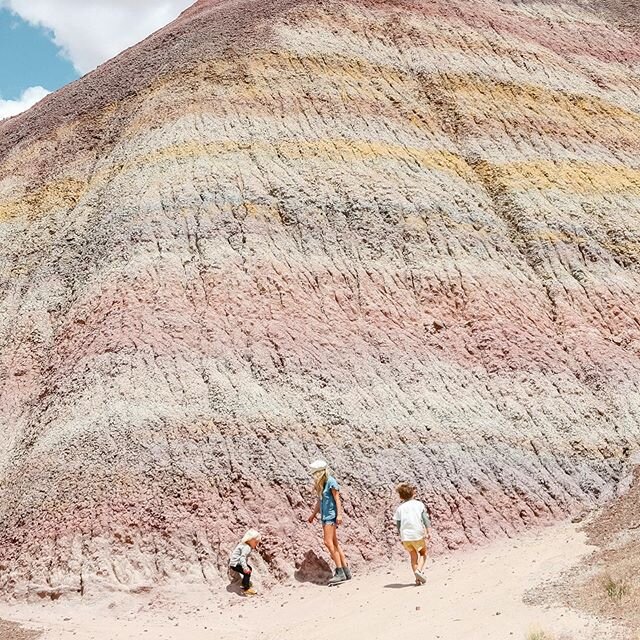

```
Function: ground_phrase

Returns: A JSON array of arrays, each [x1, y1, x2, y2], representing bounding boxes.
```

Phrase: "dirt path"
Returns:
[[0, 522, 627, 640]]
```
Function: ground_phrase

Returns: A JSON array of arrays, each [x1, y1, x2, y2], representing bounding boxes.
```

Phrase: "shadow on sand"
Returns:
[[226, 568, 248, 597], [383, 583, 415, 589]]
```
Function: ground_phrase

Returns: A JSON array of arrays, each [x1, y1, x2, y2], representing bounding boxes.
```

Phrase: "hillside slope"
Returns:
[[1, 0, 640, 597]]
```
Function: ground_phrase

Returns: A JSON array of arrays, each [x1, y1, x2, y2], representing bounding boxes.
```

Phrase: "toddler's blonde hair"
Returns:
[[241, 529, 261, 543]]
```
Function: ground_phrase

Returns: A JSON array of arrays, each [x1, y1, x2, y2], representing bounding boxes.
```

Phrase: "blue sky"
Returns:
[[0, 1, 191, 119], [0, 8, 77, 100]]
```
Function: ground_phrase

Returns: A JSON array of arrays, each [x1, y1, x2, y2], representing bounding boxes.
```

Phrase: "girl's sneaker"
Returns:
[[344, 567, 352, 580], [328, 568, 347, 586], [243, 588, 258, 597], [414, 570, 427, 585]]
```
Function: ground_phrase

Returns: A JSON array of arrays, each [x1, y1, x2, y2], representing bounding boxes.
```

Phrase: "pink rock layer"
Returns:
[[1, 0, 640, 597]]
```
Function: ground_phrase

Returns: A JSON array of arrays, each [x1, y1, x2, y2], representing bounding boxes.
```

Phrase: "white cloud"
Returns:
[[0, 85, 50, 120], [2, 0, 193, 74]]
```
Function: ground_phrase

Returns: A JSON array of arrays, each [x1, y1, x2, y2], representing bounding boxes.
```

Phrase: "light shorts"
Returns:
[[402, 539, 426, 552]]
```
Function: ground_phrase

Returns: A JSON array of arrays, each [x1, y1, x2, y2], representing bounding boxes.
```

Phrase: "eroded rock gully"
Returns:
[[1, 0, 640, 597]]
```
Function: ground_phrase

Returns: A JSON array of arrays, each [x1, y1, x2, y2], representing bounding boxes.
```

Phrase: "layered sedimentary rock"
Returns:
[[1, 0, 640, 597]]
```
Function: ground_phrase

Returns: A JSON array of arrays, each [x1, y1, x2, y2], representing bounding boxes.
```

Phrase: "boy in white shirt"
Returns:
[[393, 483, 432, 585]]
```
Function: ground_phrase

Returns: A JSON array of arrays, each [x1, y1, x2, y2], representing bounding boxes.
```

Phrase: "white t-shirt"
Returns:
[[394, 499, 427, 541]]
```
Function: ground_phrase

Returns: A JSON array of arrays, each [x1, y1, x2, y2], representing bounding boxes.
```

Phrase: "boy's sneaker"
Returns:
[[344, 567, 352, 580], [414, 570, 427, 585], [243, 588, 258, 597], [328, 568, 347, 586]]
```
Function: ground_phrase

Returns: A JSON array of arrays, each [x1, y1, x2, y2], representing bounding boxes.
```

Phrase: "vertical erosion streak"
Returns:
[[417, 75, 555, 288]]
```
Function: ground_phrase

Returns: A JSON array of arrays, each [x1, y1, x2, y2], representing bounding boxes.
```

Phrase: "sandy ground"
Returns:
[[0, 521, 628, 640]]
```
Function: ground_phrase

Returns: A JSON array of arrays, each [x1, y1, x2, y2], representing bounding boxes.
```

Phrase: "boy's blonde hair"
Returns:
[[396, 483, 415, 501]]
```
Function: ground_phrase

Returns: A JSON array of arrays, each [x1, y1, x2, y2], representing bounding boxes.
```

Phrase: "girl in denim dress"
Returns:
[[307, 459, 351, 585]]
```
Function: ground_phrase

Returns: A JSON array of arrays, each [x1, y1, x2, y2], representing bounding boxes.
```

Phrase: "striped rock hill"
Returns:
[[1, 0, 640, 597]]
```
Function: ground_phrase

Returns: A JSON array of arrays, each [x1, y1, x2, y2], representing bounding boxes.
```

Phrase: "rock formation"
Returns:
[[1, 0, 640, 597]]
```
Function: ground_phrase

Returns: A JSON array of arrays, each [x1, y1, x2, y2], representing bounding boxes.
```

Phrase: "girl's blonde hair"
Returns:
[[313, 468, 330, 496], [309, 459, 331, 496]]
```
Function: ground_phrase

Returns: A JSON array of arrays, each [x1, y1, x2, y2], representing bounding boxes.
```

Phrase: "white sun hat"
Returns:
[[309, 459, 328, 475], [242, 529, 261, 543]]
